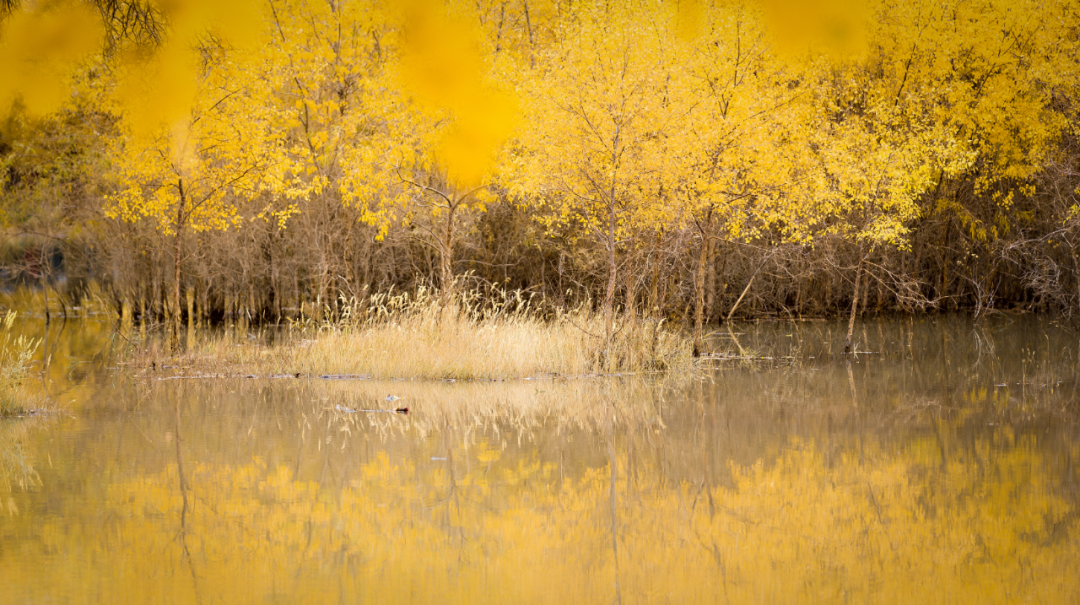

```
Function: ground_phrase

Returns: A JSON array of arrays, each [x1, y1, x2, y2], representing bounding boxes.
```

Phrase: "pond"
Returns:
[[1, 315, 1079, 603]]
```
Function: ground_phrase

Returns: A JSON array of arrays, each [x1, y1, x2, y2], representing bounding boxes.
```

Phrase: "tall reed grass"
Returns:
[[0, 312, 44, 416], [175, 286, 693, 380]]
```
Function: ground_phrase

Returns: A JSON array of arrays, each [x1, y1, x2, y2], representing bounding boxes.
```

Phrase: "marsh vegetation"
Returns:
[[166, 286, 691, 379]]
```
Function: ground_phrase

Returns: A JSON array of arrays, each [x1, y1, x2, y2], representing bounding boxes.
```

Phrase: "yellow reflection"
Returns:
[[309, 376, 678, 448], [2, 419, 1076, 603], [0, 418, 46, 504]]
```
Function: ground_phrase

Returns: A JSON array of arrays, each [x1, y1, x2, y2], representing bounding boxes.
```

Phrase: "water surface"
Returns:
[[2, 315, 1079, 603]]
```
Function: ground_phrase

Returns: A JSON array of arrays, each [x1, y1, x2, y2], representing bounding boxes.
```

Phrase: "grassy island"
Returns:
[[143, 288, 693, 381]]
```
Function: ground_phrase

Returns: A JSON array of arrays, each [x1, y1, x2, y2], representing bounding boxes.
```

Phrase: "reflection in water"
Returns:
[[607, 418, 622, 605], [0, 419, 46, 511], [174, 392, 202, 604], [1, 315, 1079, 603]]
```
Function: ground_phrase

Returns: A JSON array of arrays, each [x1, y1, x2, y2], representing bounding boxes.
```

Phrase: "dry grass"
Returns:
[[166, 286, 693, 380], [0, 312, 47, 416]]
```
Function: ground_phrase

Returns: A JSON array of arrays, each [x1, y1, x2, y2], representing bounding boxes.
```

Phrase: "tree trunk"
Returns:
[[648, 231, 662, 318], [39, 241, 51, 325], [440, 197, 457, 308], [693, 228, 709, 357], [623, 256, 636, 315], [704, 236, 716, 322], [139, 295, 147, 339], [603, 140, 621, 359], [172, 180, 185, 350], [186, 288, 195, 332], [845, 255, 865, 353], [172, 229, 182, 348], [603, 212, 617, 349], [121, 297, 132, 332]]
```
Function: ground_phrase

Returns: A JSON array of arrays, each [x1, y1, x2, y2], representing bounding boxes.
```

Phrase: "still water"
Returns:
[[2, 315, 1079, 603]]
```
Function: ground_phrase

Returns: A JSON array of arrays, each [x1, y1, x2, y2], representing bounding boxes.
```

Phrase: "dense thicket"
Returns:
[[2, 0, 1079, 340]]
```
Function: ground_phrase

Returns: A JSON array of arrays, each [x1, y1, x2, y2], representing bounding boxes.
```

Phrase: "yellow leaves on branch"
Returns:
[[106, 46, 292, 236], [509, 1, 686, 243]]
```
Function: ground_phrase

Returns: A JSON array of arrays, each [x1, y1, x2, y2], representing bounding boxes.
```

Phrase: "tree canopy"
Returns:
[[3, 0, 1080, 327]]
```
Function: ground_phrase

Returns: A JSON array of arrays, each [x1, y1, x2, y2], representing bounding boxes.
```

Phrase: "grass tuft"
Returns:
[[0, 312, 46, 417]]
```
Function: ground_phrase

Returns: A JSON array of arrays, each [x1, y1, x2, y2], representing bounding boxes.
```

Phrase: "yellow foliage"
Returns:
[[508, 0, 689, 249], [5, 0, 1080, 305], [105, 29, 301, 237]]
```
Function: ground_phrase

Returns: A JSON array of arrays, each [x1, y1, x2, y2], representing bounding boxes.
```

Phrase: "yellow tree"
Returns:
[[867, 0, 1080, 309], [775, 6, 980, 347], [107, 31, 295, 342], [676, 0, 802, 354], [211, 0, 520, 309], [325, 0, 519, 302], [804, 87, 971, 348], [389, 0, 516, 300], [764, 0, 1078, 322], [260, 0, 398, 305], [508, 1, 690, 345], [731, 0, 988, 344]]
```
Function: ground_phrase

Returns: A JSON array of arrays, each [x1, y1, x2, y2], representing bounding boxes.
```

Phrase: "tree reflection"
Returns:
[[3, 407, 1079, 602], [174, 393, 203, 604], [4, 315, 1080, 602]]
